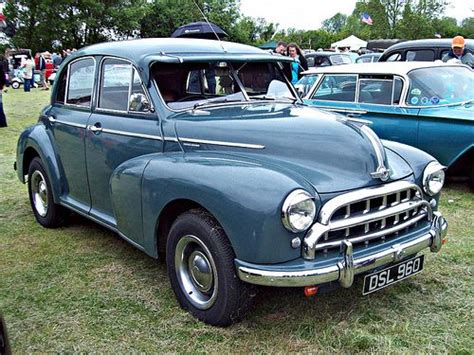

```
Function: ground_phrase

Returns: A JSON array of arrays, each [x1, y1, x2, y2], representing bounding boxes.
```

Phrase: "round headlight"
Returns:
[[423, 162, 446, 196], [282, 190, 316, 233]]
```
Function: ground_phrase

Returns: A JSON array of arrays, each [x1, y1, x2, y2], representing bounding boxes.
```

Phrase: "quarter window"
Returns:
[[66, 58, 95, 106], [55, 67, 68, 104], [99, 58, 132, 112], [358, 79, 393, 105], [312, 75, 357, 102], [386, 52, 402, 62]]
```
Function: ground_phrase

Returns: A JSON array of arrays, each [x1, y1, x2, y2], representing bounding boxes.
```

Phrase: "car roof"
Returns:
[[385, 38, 474, 51], [305, 52, 351, 57], [66, 38, 294, 67], [301, 61, 468, 76]]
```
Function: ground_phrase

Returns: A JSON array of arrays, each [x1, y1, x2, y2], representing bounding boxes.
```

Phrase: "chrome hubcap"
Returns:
[[31, 170, 48, 217], [175, 235, 218, 310]]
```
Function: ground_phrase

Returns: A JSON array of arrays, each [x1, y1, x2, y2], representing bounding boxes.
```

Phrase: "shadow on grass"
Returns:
[[63, 210, 420, 332]]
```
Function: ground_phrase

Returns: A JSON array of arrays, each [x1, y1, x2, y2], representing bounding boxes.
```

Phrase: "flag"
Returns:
[[361, 12, 373, 25], [0, 13, 6, 29]]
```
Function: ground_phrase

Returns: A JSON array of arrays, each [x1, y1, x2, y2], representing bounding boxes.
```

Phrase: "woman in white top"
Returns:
[[21, 55, 35, 92]]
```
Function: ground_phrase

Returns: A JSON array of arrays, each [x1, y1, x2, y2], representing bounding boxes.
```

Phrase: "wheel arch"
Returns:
[[155, 199, 218, 259], [446, 146, 474, 177]]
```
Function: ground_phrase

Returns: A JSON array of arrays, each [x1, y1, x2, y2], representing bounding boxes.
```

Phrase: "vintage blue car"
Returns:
[[16, 39, 448, 326], [299, 62, 474, 187]]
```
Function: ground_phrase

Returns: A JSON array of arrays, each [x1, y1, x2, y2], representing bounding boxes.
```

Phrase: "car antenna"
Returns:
[[191, 0, 227, 53]]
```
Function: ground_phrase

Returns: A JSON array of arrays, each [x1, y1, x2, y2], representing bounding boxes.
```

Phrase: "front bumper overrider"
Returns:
[[236, 212, 447, 288]]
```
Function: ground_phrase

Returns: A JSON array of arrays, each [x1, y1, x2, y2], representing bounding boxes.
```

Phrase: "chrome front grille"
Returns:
[[303, 181, 432, 260]]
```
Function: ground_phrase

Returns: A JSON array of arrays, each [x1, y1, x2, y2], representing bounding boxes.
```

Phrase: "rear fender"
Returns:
[[16, 124, 63, 203]]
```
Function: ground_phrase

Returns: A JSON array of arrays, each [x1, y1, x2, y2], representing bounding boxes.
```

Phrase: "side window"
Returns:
[[306, 56, 315, 67], [392, 77, 403, 104], [386, 52, 402, 62], [55, 67, 68, 104], [66, 58, 95, 106], [406, 50, 435, 61], [99, 58, 132, 112], [358, 79, 393, 105], [312, 75, 357, 102], [129, 68, 151, 113]]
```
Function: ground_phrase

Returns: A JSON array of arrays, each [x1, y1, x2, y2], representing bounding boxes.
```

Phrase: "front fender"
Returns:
[[141, 151, 318, 264], [16, 123, 63, 203], [383, 140, 436, 186]]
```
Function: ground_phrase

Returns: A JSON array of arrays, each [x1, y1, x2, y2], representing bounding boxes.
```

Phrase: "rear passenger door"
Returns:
[[85, 57, 162, 242]]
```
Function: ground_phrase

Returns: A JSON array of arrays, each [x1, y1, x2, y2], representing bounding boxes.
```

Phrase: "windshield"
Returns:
[[406, 66, 474, 106], [152, 61, 297, 110], [295, 74, 319, 97]]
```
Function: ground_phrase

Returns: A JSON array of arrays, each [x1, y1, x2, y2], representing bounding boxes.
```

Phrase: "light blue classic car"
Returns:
[[299, 62, 474, 187], [16, 39, 448, 326]]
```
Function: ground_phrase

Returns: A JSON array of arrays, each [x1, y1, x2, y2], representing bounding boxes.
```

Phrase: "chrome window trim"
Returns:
[[97, 56, 154, 115], [65, 56, 97, 108]]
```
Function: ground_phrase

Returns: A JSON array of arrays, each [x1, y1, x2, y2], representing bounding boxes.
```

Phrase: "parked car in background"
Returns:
[[305, 51, 352, 67], [16, 39, 448, 326], [299, 62, 474, 186], [378, 38, 474, 67], [356, 53, 382, 63]]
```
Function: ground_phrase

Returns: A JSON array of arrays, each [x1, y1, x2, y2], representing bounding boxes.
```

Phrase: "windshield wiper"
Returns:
[[192, 98, 243, 109]]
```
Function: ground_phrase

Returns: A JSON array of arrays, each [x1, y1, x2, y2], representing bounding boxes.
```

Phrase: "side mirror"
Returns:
[[129, 93, 152, 113]]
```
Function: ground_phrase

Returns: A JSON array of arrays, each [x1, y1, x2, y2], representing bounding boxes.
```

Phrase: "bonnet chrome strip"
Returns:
[[54, 120, 87, 129], [165, 136, 265, 149]]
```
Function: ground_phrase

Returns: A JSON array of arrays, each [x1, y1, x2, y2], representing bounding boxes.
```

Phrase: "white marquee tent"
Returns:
[[331, 35, 368, 51]]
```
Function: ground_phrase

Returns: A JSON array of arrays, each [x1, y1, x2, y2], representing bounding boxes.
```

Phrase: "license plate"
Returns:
[[362, 255, 424, 295]]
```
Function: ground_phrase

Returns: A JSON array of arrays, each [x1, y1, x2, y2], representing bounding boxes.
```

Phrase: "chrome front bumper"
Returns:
[[237, 212, 447, 288]]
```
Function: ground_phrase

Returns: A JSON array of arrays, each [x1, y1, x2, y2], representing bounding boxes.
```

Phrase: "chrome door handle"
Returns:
[[48, 116, 56, 124], [88, 124, 103, 133]]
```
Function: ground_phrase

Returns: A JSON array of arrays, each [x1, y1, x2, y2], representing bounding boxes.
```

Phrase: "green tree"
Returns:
[[322, 13, 348, 33], [460, 17, 474, 38], [398, 2, 434, 39], [432, 17, 460, 38]]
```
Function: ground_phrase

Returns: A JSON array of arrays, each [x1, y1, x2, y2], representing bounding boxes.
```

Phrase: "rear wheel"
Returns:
[[28, 157, 67, 227], [166, 209, 254, 326], [11, 81, 20, 89]]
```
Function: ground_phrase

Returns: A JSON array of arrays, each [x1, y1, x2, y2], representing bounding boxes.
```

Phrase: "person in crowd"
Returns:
[[442, 36, 474, 67], [21, 54, 35, 92], [273, 41, 292, 81], [274, 41, 288, 55], [38, 52, 49, 90], [287, 43, 308, 84], [0, 55, 9, 87], [0, 63, 7, 127], [52, 52, 62, 68]]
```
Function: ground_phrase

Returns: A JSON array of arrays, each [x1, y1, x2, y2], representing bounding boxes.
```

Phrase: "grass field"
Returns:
[[0, 89, 473, 352]]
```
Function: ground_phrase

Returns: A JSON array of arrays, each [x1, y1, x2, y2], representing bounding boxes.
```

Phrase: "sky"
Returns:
[[240, 0, 474, 31]]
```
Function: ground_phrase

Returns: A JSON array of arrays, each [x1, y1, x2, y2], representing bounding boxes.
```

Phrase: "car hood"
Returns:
[[171, 103, 413, 193]]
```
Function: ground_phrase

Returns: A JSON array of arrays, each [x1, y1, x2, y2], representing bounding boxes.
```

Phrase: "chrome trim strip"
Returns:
[[238, 217, 447, 287], [99, 127, 163, 141], [178, 137, 265, 149], [54, 119, 87, 129], [314, 211, 428, 251], [317, 107, 368, 115]]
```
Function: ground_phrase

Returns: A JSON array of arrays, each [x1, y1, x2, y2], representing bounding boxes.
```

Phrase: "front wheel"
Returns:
[[11, 81, 20, 89], [166, 209, 254, 326], [27, 157, 67, 227]]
